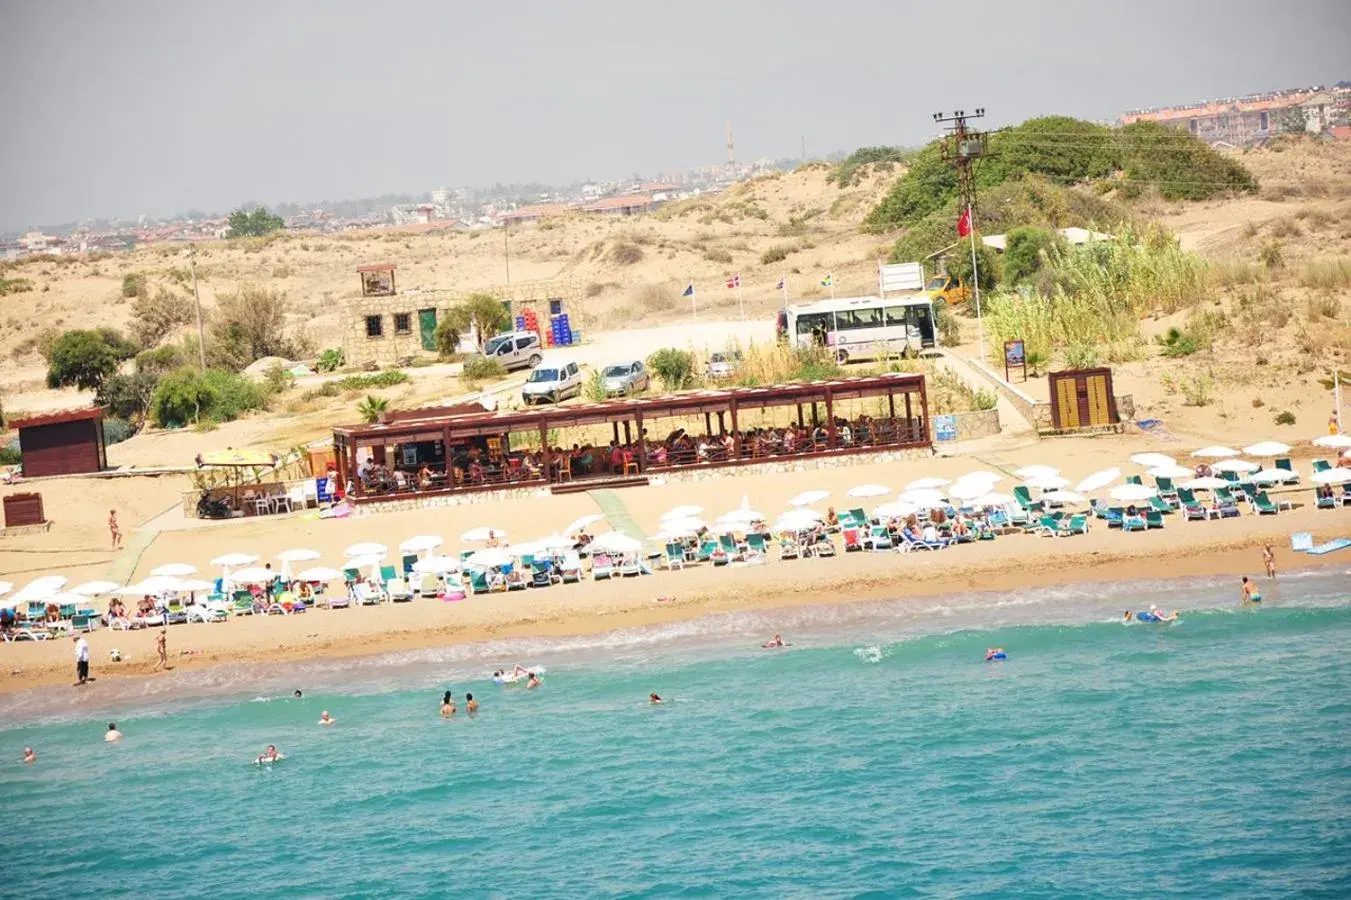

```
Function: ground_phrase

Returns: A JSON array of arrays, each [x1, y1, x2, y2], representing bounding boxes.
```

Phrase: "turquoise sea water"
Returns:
[[3, 570, 1350, 898]]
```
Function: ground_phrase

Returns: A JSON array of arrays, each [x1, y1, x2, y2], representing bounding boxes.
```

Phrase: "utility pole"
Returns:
[[726, 120, 736, 169], [189, 242, 206, 369], [503, 219, 511, 284], [933, 108, 988, 360]]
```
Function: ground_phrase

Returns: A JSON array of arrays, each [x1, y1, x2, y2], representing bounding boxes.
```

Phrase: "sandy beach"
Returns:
[[4, 431, 1346, 694]]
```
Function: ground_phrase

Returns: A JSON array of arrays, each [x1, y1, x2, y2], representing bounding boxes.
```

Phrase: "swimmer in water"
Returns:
[[526, 672, 541, 689], [1123, 610, 1134, 622], [105, 723, 122, 743], [294, 690, 303, 700], [1148, 604, 1180, 623], [762, 634, 785, 648], [23, 747, 36, 764], [258, 744, 280, 763], [985, 648, 1005, 661], [441, 691, 455, 718], [1261, 546, 1276, 579], [318, 711, 335, 726], [466, 693, 478, 714], [1241, 576, 1261, 605], [649, 693, 663, 704]]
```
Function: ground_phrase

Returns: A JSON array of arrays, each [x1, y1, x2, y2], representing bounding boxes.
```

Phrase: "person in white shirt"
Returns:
[[921, 523, 941, 545], [105, 723, 122, 742], [73, 635, 90, 685]]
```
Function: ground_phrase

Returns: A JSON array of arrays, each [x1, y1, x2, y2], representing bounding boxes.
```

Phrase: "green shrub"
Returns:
[[759, 245, 793, 265], [933, 304, 963, 346], [262, 362, 294, 394], [149, 367, 268, 428], [1064, 344, 1099, 368], [1180, 374, 1215, 406], [1002, 227, 1058, 285], [460, 356, 506, 381], [583, 369, 608, 402], [121, 272, 147, 298], [1258, 239, 1284, 270], [97, 371, 159, 420], [103, 418, 135, 445], [646, 348, 697, 391], [1158, 327, 1199, 357], [828, 146, 909, 188], [356, 395, 389, 423], [45, 330, 122, 391], [334, 371, 410, 390], [608, 242, 644, 266], [316, 348, 344, 372], [200, 369, 268, 421], [0, 440, 20, 466], [1274, 410, 1296, 426], [0, 275, 34, 296], [703, 248, 733, 265]]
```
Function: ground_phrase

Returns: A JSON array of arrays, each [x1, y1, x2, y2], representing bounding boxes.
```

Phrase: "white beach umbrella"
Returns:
[[12, 575, 68, 605], [460, 526, 506, 543], [974, 492, 1017, 508], [224, 567, 273, 585], [295, 566, 345, 582], [1313, 434, 1351, 449], [717, 508, 765, 525], [958, 470, 1003, 485], [1191, 445, 1239, 458], [1311, 468, 1351, 485], [775, 508, 825, 531], [70, 580, 120, 597], [590, 532, 644, 554], [464, 548, 515, 569], [276, 548, 322, 564], [1147, 464, 1194, 480], [899, 488, 947, 508], [847, 483, 891, 498], [948, 480, 993, 502], [1013, 465, 1059, 480], [1343, 449, 1351, 459], [1129, 453, 1176, 469], [1249, 469, 1287, 485], [1024, 474, 1070, 491], [903, 477, 950, 492], [659, 517, 707, 536], [1211, 458, 1259, 474], [115, 582, 151, 597], [564, 514, 605, 535], [1076, 467, 1122, 494], [412, 555, 460, 575], [533, 534, 577, 551], [505, 541, 539, 558], [150, 563, 198, 578], [210, 552, 258, 568], [873, 500, 919, 519], [398, 535, 444, 554], [1109, 484, 1158, 502], [344, 541, 388, 558], [0, 581, 12, 599], [1242, 441, 1291, 457], [788, 489, 831, 507], [1181, 476, 1229, 490], [177, 579, 215, 593], [659, 505, 705, 521], [1040, 489, 1087, 505], [343, 554, 387, 575]]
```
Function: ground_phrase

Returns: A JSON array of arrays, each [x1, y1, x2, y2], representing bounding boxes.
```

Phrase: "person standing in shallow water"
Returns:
[[441, 691, 455, 717], [466, 694, 478, 714], [1262, 546, 1276, 579], [153, 630, 168, 672]]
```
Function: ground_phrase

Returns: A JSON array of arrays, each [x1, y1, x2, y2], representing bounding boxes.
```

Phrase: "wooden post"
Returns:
[[623, 421, 632, 444], [904, 392, 913, 442], [917, 379, 930, 446], [729, 398, 741, 460], [348, 438, 360, 498], [635, 410, 647, 471], [796, 403, 803, 428], [612, 421, 620, 445], [825, 389, 836, 449], [704, 411, 712, 437], [442, 426, 453, 489], [539, 421, 552, 484]]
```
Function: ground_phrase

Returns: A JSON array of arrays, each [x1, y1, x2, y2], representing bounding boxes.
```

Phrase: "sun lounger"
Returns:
[[1154, 476, 1179, 502], [560, 552, 583, 583], [1315, 490, 1338, 510], [845, 507, 869, 529], [387, 578, 414, 601], [1311, 459, 1331, 474], [842, 528, 862, 552], [898, 530, 945, 551], [1035, 515, 1063, 538], [662, 542, 686, 570], [326, 591, 351, 609], [531, 559, 555, 586], [343, 567, 360, 585], [353, 583, 382, 605], [468, 570, 491, 595], [1125, 474, 1143, 486], [1253, 491, 1279, 515], [867, 525, 893, 551], [401, 554, 417, 575], [1214, 489, 1242, 516], [1148, 496, 1174, 515], [1007, 506, 1031, 528], [1013, 486, 1044, 513], [1062, 514, 1089, 535], [693, 539, 718, 563], [719, 533, 743, 562], [618, 553, 642, 577], [778, 538, 800, 561], [1273, 457, 1300, 484], [1175, 489, 1207, 520], [232, 593, 256, 615], [746, 533, 770, 558], [1145, 509, 1165, 529], [1122, 512, 1147, 532], [592, 553, 614, 580]]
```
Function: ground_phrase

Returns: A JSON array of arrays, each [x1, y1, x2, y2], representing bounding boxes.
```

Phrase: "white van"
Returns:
[[522, 361, 583, 405], [482, 331, 543, 372]]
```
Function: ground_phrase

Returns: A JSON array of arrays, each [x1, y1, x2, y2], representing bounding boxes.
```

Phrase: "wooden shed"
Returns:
[[9, 406, 108, 477]]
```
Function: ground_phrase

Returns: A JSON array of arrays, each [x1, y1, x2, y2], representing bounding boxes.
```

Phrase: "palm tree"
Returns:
[[357, 394, 389, 424]]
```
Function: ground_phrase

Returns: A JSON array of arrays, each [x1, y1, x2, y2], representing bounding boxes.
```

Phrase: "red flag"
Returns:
[[957, 206, 972, 238], [725, 274, 741, 289]]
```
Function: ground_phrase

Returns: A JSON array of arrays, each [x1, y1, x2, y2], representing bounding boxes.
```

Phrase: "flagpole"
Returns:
[[966, 203, 985, 362], [738, 283, 745, 320], [781, 273, 788, 309], [830, 275, 835, 301]]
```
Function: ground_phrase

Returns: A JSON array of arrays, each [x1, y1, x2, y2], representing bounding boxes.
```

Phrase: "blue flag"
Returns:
[[682, 282, 695, 297]]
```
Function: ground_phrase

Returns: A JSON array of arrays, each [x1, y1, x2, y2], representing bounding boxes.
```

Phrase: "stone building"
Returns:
[[342, 271, 582, 368]]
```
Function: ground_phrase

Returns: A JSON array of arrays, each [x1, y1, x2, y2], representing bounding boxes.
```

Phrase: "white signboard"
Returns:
[[879, 262, 925, 296]]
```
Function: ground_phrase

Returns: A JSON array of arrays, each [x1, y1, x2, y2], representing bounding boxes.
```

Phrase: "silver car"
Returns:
[[601, 361, 649, 396]]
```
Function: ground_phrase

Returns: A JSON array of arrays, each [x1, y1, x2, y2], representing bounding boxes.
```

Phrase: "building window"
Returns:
[[1260, 110, 1269, 131], [365, 315, 384, 338], [394, 313, 412, 335]]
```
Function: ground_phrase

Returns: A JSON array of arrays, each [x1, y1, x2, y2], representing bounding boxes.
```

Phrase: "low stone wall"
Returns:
[[963, 356, 1133, 435], [347, 445, 936, 516], [930, 408, 1001, 443]]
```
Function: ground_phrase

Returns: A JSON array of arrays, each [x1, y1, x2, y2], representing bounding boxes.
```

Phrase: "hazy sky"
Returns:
[[3, 0, 1347, 229]]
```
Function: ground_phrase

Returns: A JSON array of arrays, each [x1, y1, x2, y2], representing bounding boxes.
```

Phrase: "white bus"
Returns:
[[775, 294, 937, 364]]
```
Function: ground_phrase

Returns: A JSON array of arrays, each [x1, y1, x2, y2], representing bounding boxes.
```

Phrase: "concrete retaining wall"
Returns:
[[961, 357, 1133, 436], [930, 408, 1001, 442]]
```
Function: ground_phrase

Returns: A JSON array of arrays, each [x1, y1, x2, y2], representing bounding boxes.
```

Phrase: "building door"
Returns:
[[1050, 369, 1117, 429], [418, 308, 438, 351]]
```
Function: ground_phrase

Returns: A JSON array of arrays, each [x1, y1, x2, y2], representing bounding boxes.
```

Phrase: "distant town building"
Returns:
[[1121, 84, 1350, 146]]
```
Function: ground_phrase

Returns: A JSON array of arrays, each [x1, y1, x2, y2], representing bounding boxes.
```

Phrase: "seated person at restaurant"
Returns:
[[418, 464, 435, 489], [649, 444, 668, 465], [696, 438, 711, 461], [393, 469, 409, 491], [468, 459, 485, 482]]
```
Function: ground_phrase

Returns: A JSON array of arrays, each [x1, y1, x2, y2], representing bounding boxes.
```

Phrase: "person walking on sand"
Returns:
[[73, 634, 90, 685], [153, 630, 168, 672], [1262, 546, 1276, 579], [108, 509, 122, 549]]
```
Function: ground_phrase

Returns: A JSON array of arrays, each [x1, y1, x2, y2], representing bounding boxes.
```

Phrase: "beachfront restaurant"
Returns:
[[331, 372, 930, 501]]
